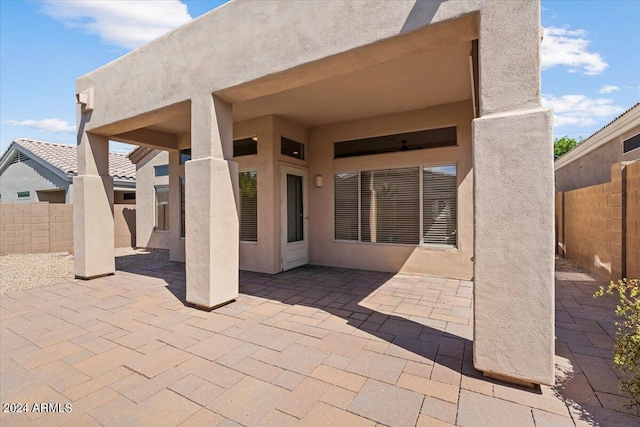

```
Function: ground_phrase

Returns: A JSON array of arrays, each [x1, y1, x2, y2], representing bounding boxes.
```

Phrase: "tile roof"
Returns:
[[9, 138, 136, 180]]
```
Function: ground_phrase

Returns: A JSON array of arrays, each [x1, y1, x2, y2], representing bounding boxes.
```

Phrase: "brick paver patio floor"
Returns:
[[1, 263, 638, 426]]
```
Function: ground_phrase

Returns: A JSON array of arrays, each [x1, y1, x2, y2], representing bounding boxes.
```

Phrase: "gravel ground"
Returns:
[[555, 255, 589, 273], [0, 248, 170, 293]]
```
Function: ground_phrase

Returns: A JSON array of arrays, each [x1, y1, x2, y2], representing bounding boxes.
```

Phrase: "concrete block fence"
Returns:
[[0, 203, 135, 256], [555, 160, 639, 280]]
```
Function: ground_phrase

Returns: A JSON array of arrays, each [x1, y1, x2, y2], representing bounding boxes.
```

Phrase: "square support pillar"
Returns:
[[473, 108, 555, 386], [73, 131, 115, 279], [185, 94, 239, 308]]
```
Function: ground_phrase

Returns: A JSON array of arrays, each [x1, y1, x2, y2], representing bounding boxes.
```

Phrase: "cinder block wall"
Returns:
[[1, 203, 135, 255], [556, 161, 639, 280], [625, 161, 639, 279]]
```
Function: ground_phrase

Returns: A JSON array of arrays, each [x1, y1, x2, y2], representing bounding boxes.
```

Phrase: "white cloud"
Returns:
[[41, 0, 192, 49], [599, 85, 620, 94], [542, 27, 608, 75], [542, 95, 625, 128], [5, 118, 75, 133]]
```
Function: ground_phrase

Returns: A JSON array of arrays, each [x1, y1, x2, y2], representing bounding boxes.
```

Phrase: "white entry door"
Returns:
[[281, 166, 308, 271]]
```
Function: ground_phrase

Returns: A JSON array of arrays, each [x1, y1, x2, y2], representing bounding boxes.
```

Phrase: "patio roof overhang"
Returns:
[[83, 12, 478, 149]]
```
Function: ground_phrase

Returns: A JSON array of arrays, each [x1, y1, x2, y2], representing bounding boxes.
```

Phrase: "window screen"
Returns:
[[423, 166, 457, 247], [155, 186, 169, 231], [334, 173, 359, 241], [361, 167, 420, 245], [239, 171, 258, 242]]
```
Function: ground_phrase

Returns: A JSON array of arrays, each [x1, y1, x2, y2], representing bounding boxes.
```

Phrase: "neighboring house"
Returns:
[[0, 138, 136, 204], [555, 103, 640, 192], [74, 1, 555, 386]]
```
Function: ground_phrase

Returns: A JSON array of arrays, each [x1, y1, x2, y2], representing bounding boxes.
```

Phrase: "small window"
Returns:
[[180, 177, 185, 238], [155, 186, 169, 231], [234, 137, 258, 157], [154, 164, 169, 176], [239, 171, 258, 242], [281, 137, 304, 160], [123, 192, 136, 200], [334, 127, 457, 159], [179, 149, 192, 164], [623, 134, 640, 153], [17, 191, 30, 199]]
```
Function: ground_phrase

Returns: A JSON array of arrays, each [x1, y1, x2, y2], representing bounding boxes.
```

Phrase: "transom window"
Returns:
[[234, 137, 258, 157], [281, 137, 305, 160], [334, 165, 457, 247], [334, 127, 457, 159], [154, 164, 169, 177]]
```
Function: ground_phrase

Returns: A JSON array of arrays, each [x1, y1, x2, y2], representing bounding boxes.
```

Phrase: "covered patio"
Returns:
[[73, 0, 554, 387], [1, 263, 637, 426]]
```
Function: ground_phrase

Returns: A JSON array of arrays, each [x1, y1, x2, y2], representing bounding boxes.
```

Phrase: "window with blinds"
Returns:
[[423, 166, 457, 247], [361, 168, 420, 245], [239, 171, 258, 242], [334, 173, 359, 240], [333, 164, 457, 248]]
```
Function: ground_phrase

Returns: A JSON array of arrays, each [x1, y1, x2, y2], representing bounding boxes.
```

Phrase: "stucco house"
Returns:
[[555, 103, 640, 192], [73, 0, 554, 386], [0, 138, 136, 203]]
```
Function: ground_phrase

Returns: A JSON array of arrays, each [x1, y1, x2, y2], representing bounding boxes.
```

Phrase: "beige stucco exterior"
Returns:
[[77, 0, 554, 386]]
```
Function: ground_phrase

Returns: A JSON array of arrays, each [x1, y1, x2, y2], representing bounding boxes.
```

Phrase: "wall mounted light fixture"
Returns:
[[315, 175, 323, 188]]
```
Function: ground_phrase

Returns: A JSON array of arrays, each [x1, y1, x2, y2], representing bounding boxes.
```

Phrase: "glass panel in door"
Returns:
[[287, 174, 304, 243]]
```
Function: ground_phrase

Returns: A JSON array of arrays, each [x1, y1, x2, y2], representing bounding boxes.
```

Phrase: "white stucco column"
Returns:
[[473, 0, 555, 386], [73, 124, 115, 279], [185, 94, 239, 308]]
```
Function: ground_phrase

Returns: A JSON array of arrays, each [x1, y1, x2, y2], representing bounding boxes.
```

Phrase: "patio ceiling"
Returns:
[[143, 40, 473, 136], [231, 41, 473, 128]]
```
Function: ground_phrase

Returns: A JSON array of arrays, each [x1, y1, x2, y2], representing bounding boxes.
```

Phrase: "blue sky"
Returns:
[[1, 0, 638, 154]]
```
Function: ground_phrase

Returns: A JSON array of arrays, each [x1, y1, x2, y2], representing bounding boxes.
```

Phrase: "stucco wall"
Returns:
[[556, 125, 640, 193], [556, 161, 639, 280], [0, 203, 136, 255], [77, 1, 481, 133], [309, 101, 473, 279], [0, 159, 69, 203], [135, 150, 170, 250]]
